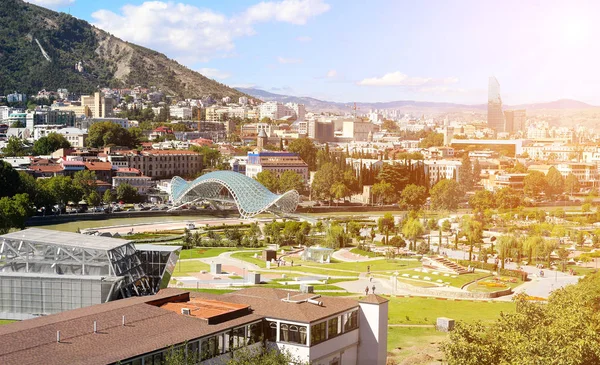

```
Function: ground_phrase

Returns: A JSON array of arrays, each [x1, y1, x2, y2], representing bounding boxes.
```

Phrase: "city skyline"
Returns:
[[24, 0, 600, 105]]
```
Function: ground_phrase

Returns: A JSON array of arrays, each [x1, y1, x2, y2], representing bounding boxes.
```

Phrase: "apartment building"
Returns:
[[116, 150, 202, 179], [423, 160, 462, 186], [246, 152, 309, 182]]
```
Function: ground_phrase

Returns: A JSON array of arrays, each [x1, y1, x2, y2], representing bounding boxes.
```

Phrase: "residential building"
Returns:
[[6, 92, 26, 103], [113, 168, 154, 194], [483, 173, 528, 191], [308, 120, 334, 142], [55, 127, 88, 148], [81, 92, 115, 118], [423, 160, 461, 186], [239, 96, 248, 105], [259, 101, 287, 120], [246, 152, 309, 182], [0, 287, 389, 365], [339, 120, 379, 142], [116, 150, 202, 179], [170, 106, 192, 120], [285, 103, 306, 121], [504, 109, 526, 134]]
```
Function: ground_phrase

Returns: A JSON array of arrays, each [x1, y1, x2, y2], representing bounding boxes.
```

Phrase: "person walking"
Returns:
[[365, 286, 369, 295], [372, 285, 376, 294]]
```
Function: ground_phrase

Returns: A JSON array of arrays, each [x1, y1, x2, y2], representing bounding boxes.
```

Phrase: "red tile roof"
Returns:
[[84, 162, 113, 171]]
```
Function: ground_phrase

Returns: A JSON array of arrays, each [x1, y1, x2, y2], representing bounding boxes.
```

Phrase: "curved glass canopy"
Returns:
[[170, 171, 299, 218]]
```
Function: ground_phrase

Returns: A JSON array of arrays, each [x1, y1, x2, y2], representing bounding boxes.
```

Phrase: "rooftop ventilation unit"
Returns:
[[181, 308, 191, 316]]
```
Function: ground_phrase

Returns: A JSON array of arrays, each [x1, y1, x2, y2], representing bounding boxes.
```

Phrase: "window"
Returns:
[[343, 310, 358, 332], [266, 321, 278, 341], [248, 322, 262, 344], [328, 317, 339, 338], [311, 321, 327, 345], [232, 326, 246, 349], [280, 323, 307, 345]]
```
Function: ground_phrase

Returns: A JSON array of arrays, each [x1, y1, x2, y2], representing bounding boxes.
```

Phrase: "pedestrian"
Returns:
[[291, 260, 294, 267], [372, 285, 376, 294], [365, 286, 369, 295], [369, 275, 372, 282], [367, 265, 370, 274]]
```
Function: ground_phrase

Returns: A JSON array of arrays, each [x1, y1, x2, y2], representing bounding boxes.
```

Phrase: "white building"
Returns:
[[259, 102, 287, 120], [285, 103, 306, 121], [170, 107, 192, 120], [424, 160, 462, 186], [239, 96, 248, 105], [56, 127, 87, 148], [246, 151, 309, 183]]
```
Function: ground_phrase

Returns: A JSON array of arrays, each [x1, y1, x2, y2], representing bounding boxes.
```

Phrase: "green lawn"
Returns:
[[173, 260, 210, 275], [387, 327, 447, 363], [349, 248, 381, 258], [271, 258, 421, 277], [231, 251, 267, 268], [36, 215, 204, 232], [0, 319, 16, 326], [180, 247, 243, 259], [386, 296, 516, 325]]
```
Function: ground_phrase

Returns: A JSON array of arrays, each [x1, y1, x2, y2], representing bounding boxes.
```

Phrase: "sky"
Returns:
[[25, 0, 600, 105]]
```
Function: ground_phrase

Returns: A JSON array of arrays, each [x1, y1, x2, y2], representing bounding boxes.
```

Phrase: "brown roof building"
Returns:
[[0, 287, 388, 365]]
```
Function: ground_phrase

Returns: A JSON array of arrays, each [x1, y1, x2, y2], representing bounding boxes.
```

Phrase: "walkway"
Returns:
[[332, 248, 388, 263]]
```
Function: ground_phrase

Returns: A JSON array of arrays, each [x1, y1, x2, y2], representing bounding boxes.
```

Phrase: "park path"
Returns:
[[197, 250, 262, 271], [332, 248, 389, 263]]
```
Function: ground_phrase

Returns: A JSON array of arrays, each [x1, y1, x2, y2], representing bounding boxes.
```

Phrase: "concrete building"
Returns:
[[259, 102, 287, 120], [308, 120, 334, 142], [55, 127, 87, 148], [487, 76, 505, 133], [170, 106, 193, 120], [504, 109, 526, 134], [246, 152, 309, 182], [285, 103, 306, 121], [81, 92, 115, 118], [339, 120, 379, 142], [0, 288, 388, 365]]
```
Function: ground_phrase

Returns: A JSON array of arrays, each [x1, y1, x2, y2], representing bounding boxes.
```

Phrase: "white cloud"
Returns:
[[231, 83, 257, 89], [25, 0, 74, 8], [198, 68, 231, 80], [92, 0, 330, 64], [242, 0, 330, 25], [326, 69, 337, 78], [357, 71, 459, 87], [278, 56, 303, 64], [296, 36, 312, 42]]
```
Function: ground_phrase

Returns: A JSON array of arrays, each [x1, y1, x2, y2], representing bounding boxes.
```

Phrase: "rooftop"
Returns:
[[0, 228, 131, 251]]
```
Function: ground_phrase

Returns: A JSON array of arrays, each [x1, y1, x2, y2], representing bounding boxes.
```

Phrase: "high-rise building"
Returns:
[[504, 109, 527, 134], [487, 77, 505, 133]]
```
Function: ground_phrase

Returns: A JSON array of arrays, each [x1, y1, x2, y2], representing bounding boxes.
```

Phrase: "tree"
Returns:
[[0, 193, 34, 234], [116, 183, 141, 203], [103, 189, 115, 204], [496, 234, 516, 269], [330, 181, 349, 205], [324, 223, 350, 249], [460, 216, 483, 261], [377, 213, 395, 245], [190, 145, 221, 169], [507, 160, 528, 173], [564, 173, 581, 195], [523, 235, 544, 264], [224, 227, 244, 246], [311, 163, 342, 203], [2, 136, 27, 157], [402, 218, 424, 251], [472, 159, 481, 187], [372, 181, 393, 205], [389, 235, 406, 253], [87, 190, 101, 207], [376, 164, 410, 196], [164, 344, 197, 365], [0, 161, 21, 198], [227, 347, 307, 365], [469, 190, 495, 212], [495, 188, 522, 210], [32, 133, 71, 155], [279, 170, 305, 194], [418, 132, 444, 148], [399, 184, 427, 211], [442, 274, 600, 365], [523, 170, 548, 198], [287, 138, 317, 170], [255, 170, 279, 193], [86, 122, 138, 148], [458, 154, 473, 191], [545, 166, 564, 197], [73, 170, 98, 200], [430, 179, 462, 211], [39, 176, 82, 205]]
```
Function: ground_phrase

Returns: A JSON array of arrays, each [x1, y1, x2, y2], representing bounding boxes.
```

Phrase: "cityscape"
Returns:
[[1, 1, 600, 365]]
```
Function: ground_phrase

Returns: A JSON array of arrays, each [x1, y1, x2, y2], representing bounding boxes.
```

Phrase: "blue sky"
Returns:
[[28, 0, 600, 104]]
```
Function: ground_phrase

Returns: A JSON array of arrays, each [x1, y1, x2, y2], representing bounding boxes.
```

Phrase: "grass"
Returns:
[[187, 288, 237, 295], [179, 247, 243, 259], [387, 327, 447, 363], [0, 319, 16, 326], [36, 215, 205, 232], [270, 259, 421, 277], [173, 260, 210, 275], [349, 248, 381, 258], [386, 296, 516, 325], [231, 251, 267, 268]]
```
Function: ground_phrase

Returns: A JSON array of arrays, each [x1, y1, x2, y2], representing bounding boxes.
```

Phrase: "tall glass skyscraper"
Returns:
[[487, 76, 505, 133]]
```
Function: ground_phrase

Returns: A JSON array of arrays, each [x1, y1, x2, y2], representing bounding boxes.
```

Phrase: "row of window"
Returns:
[[312, 310, 358, 346]]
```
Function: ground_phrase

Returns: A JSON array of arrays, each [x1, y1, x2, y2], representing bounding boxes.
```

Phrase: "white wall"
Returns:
[[357, 302, 388, 365]]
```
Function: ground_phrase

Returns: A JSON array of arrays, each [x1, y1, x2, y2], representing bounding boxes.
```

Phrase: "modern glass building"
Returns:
[[0, 229, 180, 319], [170, 170, 299, 219], [488, 76, 505, 133]]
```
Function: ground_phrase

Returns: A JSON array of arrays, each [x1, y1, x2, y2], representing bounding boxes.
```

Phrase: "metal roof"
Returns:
[[0, 228, 131, 251], [135, 244, 181, 252]]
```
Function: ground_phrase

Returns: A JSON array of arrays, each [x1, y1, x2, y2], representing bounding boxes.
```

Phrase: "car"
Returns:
[[113, 207, 123, 212], [160, 206, 169, 211], [127, 208, 135, 212], [140, 206, 151, 211], [150, 206, 159, 211], [189, 206, 197, 210]]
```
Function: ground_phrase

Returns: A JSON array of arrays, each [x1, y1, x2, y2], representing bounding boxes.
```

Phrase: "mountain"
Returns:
[[238, 88, 598, 114], [0, 0, 250, 100]]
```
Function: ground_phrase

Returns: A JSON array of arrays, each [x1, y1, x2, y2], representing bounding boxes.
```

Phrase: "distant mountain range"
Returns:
[[237, 87, 597, 114], [0, 0, 251, 100]]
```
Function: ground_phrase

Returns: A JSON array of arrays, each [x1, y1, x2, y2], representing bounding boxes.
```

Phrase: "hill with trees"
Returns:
[[0, 0, 251, 100]]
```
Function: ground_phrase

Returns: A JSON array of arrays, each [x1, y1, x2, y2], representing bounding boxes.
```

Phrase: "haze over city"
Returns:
[[25, 0, 600, 104]]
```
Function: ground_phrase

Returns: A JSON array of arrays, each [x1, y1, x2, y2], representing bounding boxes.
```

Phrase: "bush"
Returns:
[[456, 259, 529, 281]]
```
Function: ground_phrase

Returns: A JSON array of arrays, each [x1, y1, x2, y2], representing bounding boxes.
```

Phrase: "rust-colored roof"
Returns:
[[161, 298, 249, 320], [31, 164, 63, 173], [84, 162, 113, 171]]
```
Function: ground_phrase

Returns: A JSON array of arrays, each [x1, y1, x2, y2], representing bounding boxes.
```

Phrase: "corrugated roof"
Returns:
[[0, 228, 130, 251]]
